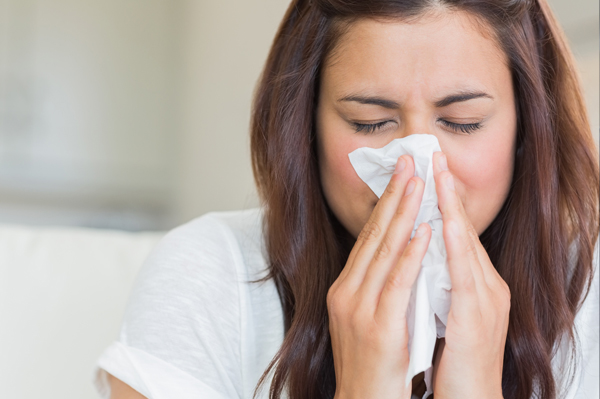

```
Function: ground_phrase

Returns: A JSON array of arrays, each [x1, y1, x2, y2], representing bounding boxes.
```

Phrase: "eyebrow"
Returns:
[[338, 95, 399, 109], [338, 90, 493, 109], [433, 91, 493, 108]]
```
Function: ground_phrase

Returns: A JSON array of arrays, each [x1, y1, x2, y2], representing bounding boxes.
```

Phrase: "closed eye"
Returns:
[[352, 120, 392, 134], [351, 119, 482, 134], [438, 119, 482, 134]]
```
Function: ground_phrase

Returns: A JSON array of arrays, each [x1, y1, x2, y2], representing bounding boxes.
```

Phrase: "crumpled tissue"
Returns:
[[348, 134, 451, 395]]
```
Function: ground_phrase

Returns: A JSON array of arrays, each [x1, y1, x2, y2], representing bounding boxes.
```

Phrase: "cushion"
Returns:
[[0, 223, 163, 399]]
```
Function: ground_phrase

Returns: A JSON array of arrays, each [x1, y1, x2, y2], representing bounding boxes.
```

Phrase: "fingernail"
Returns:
[[394, 157, 406, 175], [404, 180, 415, 196], [415, 224, 426, 237], [439, 154, 448, 171], [446, 175, 455, 191]]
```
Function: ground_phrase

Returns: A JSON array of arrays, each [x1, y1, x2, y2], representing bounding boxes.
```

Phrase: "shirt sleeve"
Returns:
[[554, 236, 600, 399], [570, 238, 599, 399], [94, 214, 247, 399]]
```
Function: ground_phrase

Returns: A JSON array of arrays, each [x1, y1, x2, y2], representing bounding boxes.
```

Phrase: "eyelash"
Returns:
[[352, 121, 391, 134], [352, 119, 482, 134], [438, 119, 482, 134]]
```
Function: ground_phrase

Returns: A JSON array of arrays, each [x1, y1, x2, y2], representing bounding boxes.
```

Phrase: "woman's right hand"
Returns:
[[327, 155, 432, 399]]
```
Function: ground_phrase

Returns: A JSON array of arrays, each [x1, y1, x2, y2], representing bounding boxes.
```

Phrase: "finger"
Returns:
[[465, 223, 501, 287], [341, 155, 413, 276], [432, 152, 487, 290], [359, 176, 426, 301], [339, 155, 415, 288], [432, 152, 484, 323], [375, 222, 431, 327], [471, 236, 511, 301], [443, 220, 481, 324], [431, 156, 503, 290]]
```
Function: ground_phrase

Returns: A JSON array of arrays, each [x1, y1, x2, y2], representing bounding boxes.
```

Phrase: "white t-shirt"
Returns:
[[94, 208, 599, 399]]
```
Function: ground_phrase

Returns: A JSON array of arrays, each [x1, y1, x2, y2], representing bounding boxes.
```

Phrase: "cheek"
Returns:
[[320, 129, 374, 186], [318, 129, 382, 236], [446, 133, 515, 230], [453, 146, 513, 188]]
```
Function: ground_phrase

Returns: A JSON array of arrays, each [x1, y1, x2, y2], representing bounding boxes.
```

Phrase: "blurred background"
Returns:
[[0, 0, 598, 232]]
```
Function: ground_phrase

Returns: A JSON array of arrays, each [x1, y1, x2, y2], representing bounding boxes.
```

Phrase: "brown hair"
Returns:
[[250, 0, 600, 398]]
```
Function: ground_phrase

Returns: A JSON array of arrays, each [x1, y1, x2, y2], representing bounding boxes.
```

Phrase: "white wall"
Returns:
[[578, 51, 599, 147], [0, 0, 180, 230], [548, 0, 599, 146], [168, 0, 290, 226]]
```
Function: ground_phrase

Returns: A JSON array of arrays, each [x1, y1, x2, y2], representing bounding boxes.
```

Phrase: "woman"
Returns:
[[95, 0, 599, 398]]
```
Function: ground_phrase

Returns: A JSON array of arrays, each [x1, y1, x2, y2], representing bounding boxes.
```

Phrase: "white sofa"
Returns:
[[0, 223, 164, 399]]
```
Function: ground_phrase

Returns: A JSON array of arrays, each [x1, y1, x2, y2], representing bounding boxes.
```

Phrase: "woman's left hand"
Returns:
[[431, 151, 511, 399]]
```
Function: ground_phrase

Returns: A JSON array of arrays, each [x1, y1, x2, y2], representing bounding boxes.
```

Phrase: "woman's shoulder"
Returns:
[[124, 207, 264, 306], [178, 207, 264, 240], [96, 207, 280, 399], [144, 207, 267, 280], [121, 207, 270, 340], [164, 207, 264, 253], [115, 208, 271, 338]]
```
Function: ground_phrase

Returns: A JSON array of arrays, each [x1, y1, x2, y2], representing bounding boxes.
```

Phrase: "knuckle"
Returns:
[[374, 237, 393, 261], [466, 242, 478, 259], [327, 298, 346, 320], [490, 278, 510, 299], [326, 287, 335, 308], [403, 242, 421, 259], [326, 294, 338, 314], [500, 282, 512, 308], [466, 223, 479, 240], [387, 267, 410, 290], [438, 169, 449, 180], [384, 178, 400, 195], [358, 221, 383, 243], [460, 273, 476, 292], [451, 200, 463, 215], [395, 204, 417, 225], [326, 287, 344, 315], [437, 170, 451, 188]]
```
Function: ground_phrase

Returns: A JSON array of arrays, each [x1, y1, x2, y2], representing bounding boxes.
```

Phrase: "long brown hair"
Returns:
[[250, 0, 600, 398]]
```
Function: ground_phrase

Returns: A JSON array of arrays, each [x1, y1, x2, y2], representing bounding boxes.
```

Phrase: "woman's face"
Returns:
[[316, 11, 517, 238]]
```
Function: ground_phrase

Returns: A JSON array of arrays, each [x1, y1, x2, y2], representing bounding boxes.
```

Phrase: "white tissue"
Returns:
[[348, 134, 451, 395]]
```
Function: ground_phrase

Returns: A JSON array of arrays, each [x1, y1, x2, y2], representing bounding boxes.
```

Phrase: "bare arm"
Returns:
[[107, 373, 147, 399]]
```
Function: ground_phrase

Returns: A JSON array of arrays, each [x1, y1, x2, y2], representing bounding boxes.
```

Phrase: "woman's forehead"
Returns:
[[322, 12, 509, 103]]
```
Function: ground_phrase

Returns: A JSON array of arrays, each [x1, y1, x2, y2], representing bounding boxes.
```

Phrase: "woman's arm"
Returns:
[[107, 373, 147, 399]]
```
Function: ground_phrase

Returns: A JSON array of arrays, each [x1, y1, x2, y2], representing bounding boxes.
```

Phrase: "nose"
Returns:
[[392, 103, 436, 140], [394, 118, 435, 141]]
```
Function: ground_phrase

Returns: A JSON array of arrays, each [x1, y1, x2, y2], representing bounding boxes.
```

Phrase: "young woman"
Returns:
[[95, 0, 599, 398]]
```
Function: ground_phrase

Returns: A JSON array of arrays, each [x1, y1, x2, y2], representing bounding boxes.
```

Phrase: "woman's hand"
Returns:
[[431, 151, 511, 399], [327, 155, 432, 399]]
